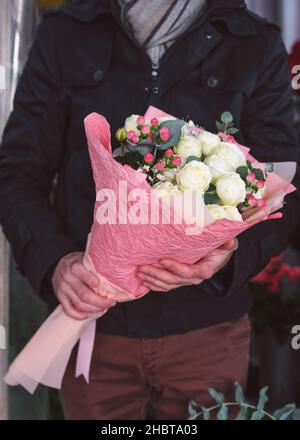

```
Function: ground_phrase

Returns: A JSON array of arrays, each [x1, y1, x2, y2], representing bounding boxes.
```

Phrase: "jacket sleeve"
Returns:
[[204, 25, 300, 298], [0, 16, 81, 299]]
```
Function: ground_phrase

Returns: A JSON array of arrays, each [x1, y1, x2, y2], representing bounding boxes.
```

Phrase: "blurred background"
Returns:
[[0, 0, 300, 420]]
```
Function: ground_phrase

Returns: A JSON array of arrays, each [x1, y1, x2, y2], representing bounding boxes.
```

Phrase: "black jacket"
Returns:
[[0, 0, 299, 338]]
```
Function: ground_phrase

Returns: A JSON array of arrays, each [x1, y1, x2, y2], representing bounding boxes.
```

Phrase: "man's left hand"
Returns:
[[136, 238, 238, 292]]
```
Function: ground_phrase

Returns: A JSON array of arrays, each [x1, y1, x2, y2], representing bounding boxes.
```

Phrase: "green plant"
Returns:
[[188, 383, 300, 420]]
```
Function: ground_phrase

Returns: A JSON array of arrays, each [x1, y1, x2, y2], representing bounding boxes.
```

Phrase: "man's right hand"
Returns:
[[52, 252, 117, 320]]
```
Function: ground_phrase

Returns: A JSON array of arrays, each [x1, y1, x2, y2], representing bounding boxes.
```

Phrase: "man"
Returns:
[[0, 0, 299, 420]]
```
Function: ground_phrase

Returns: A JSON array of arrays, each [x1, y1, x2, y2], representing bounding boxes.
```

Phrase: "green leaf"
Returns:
[[266, 162, 274, 173], [216, 120, 225, 132], [209, 388, 225, 405], [204, 193, 220, 205], [185, 155, 202, 164], [159, 119, 185, 150], [236, 405, 249, 420], [236, 166, 249, 180], [250, 410, 265, 420], [217, 404, 229, 420], [235, 383, 246, 404], [253, 168, 265, 182], [257, 386, 269, 412], [221, 111, 233, 124], [273, 404, 296, 420], [246, 160, 253, 170]]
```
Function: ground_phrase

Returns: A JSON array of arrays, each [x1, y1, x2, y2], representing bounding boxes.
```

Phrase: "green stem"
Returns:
[[192, 402, 277, 421]]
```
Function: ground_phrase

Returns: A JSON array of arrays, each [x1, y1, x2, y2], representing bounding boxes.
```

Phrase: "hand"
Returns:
[[52, 252, 117, 320], [136, 239, 238, 292]]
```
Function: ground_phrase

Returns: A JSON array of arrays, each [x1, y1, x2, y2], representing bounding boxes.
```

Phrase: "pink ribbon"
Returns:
[[75, 320, 96, 383]]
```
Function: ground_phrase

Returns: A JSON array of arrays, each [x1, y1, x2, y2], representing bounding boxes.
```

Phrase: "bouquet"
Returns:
[[4, 106, 295, 393]]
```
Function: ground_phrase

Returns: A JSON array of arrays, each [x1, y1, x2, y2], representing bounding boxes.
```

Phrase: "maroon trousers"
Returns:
[[60, 314, 251, 420]]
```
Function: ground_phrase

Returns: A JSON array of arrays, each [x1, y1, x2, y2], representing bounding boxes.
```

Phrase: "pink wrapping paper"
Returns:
[[4, 107, 296, 393]]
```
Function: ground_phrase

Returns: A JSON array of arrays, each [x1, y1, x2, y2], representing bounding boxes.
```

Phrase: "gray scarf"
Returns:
[[117, 0, 206, 66]]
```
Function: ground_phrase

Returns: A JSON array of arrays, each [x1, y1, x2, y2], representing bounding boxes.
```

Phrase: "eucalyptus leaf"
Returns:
[[186, 155, 202, 164], [292, 409, 300, 420], [221, 111, 233, 124], [216, 121, 225, 132], [201, 407, 210, 421], [188, 401, 198, 418], [227, 127, 239, 135], [250, 410, 265, 421], [235, 383, 246, 404], [217, 404, 229, 420], [266, 162, 274, 173], [126, 140, 153, 156], [273, 404, 296, 420], [209, 388, 225, 405], [235, 405, 249, 420], [257, 386, 269, 411], [159, 119, 185, 150]]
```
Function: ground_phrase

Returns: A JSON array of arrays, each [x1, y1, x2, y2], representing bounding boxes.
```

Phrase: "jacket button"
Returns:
[[93, 69, 104, 82], [152, 86, 159, 95], [207, 76, 218, 88]]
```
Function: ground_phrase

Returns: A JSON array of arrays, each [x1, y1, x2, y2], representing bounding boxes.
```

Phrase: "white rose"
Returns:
[[199, 131, 220, 156], [124, 114, 140, 135], [204, 154, 234, 183], [176, 160, 212, 193], [223, 206, 243, 221], [216, 173, 246, 206], [207, 204, 227, 220], [174, 135, 202, 159], [215, 142, 246, 170], [163, 168, 178, 182], [153, 182, 180, 199]]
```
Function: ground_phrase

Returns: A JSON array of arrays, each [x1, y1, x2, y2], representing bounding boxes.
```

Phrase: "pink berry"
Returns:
[[247, 195, 258, 206], [172, 156, 182, 166], [144, 153, 154, 163], [246, 173, 256, 183], [137, 116, 145, 126], [127, 130, 136, 140], [147, 135, 154, 141], [131, 135, 139, 144], [155, 161, 166, 171], [151, 118, 159, 126], [160, 127, 170, 142], [141, 125, 151, 135], [257, 180, 265, 189], [165, 149, 173, 157], [257, 199, 266, 208]]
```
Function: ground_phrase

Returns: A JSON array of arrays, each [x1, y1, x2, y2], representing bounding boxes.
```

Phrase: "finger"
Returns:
[[159, 259, 195, 278], [138, 266, 189, 285], [70, 281, 117, 309], [60, 296, 89, 320], [71, 260, 99, 289], [63, 284, 110, 314], [138, 274, 180, 291], [218, 239, 238, 252], [142, 282, 170, 293]]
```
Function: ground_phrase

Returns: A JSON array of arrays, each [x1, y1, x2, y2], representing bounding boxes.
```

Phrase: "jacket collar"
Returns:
[[58, 0, 246, 22]]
